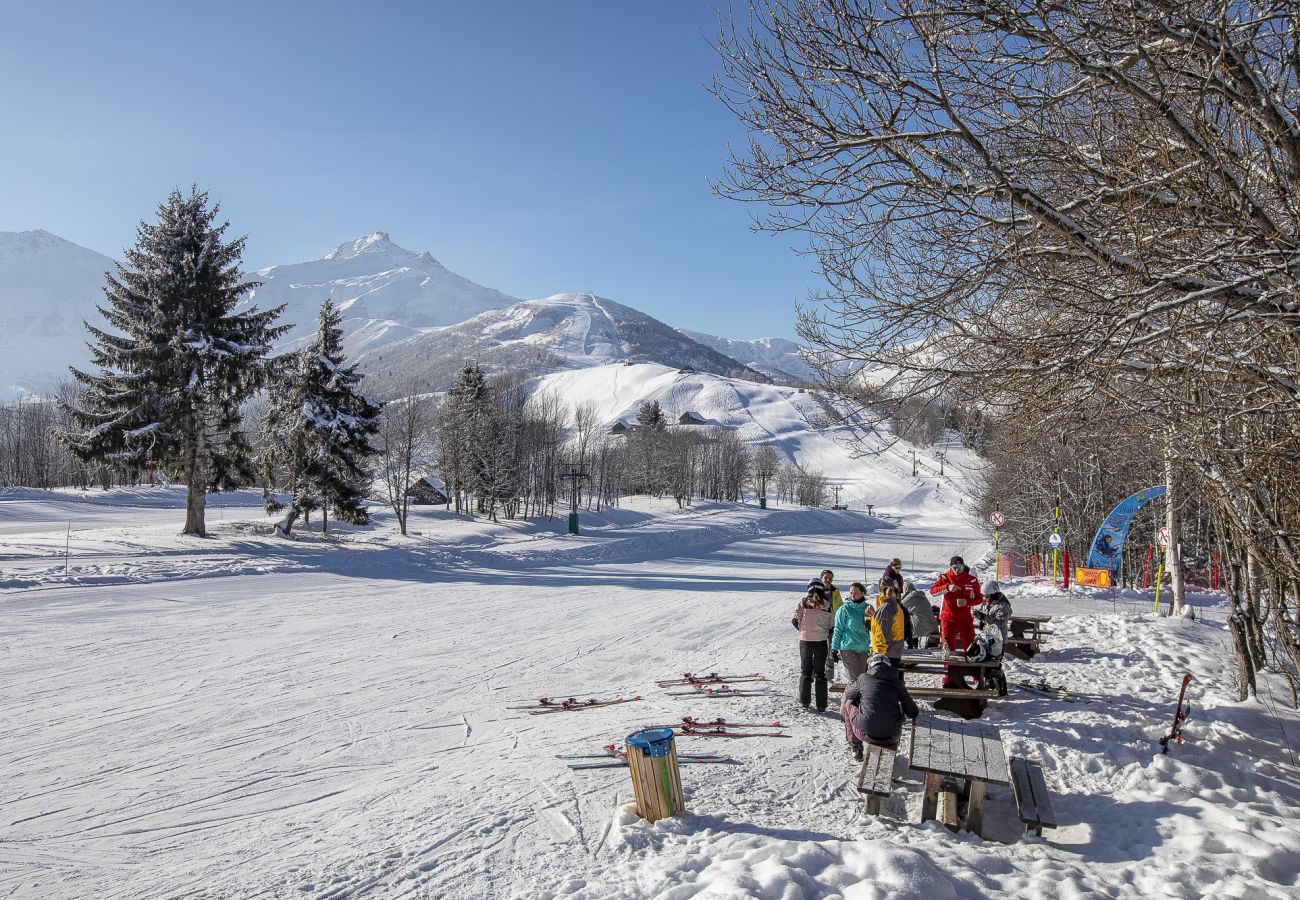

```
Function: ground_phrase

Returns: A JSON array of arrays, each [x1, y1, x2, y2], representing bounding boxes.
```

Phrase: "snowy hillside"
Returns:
[[241, 231, 517, 356], [0, 230, 114, 399], [533, 362, 973, 516], [357, 294, 765, 398], [677, 329, 815, 384], [2, 488, 1296, 899]]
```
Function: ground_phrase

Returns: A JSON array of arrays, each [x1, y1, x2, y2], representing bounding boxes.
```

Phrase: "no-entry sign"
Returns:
[[1158, 527, 1170, 548], [991, 511, 1006, 527]]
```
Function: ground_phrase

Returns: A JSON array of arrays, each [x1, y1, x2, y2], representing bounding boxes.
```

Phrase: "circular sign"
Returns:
[[1048, 533, 1062, 548], [990, 511, 1006, 527], [1158, 527, 1170, 548]]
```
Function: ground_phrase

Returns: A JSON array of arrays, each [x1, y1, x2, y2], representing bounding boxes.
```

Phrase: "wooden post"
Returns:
[[965, 780, 988, 835], [625, 728, 685, 823]]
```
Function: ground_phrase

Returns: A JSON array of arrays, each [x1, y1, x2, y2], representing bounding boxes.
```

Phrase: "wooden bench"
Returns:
[[855, 742, 897, 815], [1009, 757, 1058, 836]]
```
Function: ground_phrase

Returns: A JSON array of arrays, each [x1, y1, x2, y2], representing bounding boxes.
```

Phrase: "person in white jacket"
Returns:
[[792, 587, 833, 711]]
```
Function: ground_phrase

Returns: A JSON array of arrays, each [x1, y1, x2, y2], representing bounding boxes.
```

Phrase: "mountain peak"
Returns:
[[324, 231, 440, 265]]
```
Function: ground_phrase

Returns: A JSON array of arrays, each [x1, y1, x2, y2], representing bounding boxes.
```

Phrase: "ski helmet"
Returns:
[[982, 580, 999, 596]]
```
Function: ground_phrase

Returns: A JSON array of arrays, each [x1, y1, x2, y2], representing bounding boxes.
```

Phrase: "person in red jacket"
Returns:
[[929, 555, 983, 686]]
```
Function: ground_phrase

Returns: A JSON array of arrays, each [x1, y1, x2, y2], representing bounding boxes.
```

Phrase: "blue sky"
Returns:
[[0, 1, 817, 340]]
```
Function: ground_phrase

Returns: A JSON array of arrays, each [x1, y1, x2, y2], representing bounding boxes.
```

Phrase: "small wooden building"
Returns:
[[677, 411, 708, 426], [408, 475, 449, 505]]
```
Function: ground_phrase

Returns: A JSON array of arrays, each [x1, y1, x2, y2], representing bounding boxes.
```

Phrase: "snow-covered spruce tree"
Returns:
[[262, 299, 380, 535], [64, 187, 286, 536]]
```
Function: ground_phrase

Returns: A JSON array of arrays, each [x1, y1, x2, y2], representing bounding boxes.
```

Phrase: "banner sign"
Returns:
[[1085, 485, 1166, 573], [1075, 567, 1111, 588]]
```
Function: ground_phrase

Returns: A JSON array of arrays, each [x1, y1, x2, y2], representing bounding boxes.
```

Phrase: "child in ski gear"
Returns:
[[870, 585, 907, 666], [930, 556, 983, 687], [844, 653, 919, 753], [979, 580, 1013, 647], [792, 588, 833, 711], [819, 569, 844, 683], [901, 581, 939, 648], [831, 581, 874, 682], [882, 557, 904, 594]]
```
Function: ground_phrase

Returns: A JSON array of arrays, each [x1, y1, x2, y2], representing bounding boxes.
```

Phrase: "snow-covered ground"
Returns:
[[1, 486, 1297, 899]]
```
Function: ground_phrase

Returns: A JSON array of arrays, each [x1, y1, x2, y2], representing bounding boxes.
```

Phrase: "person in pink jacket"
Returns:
[[792, 586, 833, 711]]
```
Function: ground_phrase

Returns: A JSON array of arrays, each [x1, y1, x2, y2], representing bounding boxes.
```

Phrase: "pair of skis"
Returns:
[[1011, 678, 1083, 702], [655, 672, 767, 687], [558, 744, 736, 770], [642, 717, 788, 738], [507, 695, 643, 715]]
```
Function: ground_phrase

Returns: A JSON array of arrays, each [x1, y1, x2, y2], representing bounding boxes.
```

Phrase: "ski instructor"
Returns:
[[929, 556, 983, 684]]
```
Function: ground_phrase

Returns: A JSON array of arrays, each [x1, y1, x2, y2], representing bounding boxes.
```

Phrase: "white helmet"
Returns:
[[982, 580, 999, 596]]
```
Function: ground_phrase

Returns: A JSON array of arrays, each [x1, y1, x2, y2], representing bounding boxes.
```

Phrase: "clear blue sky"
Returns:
[[0, 1, 816, 340]]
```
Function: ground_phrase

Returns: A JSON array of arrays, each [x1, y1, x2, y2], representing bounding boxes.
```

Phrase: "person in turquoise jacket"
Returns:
[[830, 582, 874, 682]]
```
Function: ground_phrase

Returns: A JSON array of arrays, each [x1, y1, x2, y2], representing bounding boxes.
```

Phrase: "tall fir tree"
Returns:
[[262, 299, 381, 534], [441, 361, 489, 513], [64, 187, 286, 535]]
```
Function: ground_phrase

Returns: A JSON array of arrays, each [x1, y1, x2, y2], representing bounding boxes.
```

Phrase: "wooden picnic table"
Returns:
[[1007, 616, 1053, 660], [908, 714, 1010, 837], [901, 649, 1003, 718]]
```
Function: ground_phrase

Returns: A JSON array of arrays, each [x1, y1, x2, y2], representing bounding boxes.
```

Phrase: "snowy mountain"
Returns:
[[241, 232, 517, 356], [677, 329, 816, 384], [357, 293, 767, 397], [0, 230, 114, 399]]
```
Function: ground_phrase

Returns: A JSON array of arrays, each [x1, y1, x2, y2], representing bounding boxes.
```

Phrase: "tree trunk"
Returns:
[[183, 425, 207, 536], [321, 506, 328, 534], [1164, 447, 1186, 615]]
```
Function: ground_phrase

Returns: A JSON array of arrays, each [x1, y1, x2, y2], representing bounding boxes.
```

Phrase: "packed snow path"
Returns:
[[1, 494, 1297, 899]]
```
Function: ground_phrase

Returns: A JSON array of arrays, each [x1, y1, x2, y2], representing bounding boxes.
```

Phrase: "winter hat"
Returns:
[[806, 579, 827, 598], [868, 653, 892, 670], [982, 580, 999, 596], [950, 555, 965, 567]]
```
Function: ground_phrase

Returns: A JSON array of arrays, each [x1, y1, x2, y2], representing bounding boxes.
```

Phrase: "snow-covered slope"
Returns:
[[358, 294, 766, 398], [242, 232, 517, 356], [678, 329, 815, 384], [533, 362, 974, 516], [0, 231, 114, 399]]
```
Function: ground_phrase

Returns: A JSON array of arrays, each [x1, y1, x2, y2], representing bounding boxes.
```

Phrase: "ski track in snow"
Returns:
[[0, 490, 1297, 898]]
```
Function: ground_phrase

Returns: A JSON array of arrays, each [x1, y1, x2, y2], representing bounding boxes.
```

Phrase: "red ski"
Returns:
[[507, 695, 643, 714], [1159, 674, 1192, 753]]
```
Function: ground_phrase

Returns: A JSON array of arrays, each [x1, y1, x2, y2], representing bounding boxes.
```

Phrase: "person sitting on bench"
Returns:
[[842, 653, 920, 760]]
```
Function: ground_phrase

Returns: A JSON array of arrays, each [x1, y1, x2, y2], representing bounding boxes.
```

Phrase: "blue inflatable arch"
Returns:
[[1085, 485, 1166, 573]]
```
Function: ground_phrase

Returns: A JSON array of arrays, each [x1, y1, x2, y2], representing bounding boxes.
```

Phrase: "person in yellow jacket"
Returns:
[[871, 584, 907, 669]]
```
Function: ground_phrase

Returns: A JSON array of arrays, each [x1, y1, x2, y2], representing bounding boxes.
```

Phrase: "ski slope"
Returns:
[[1, 487, 1297, 899]]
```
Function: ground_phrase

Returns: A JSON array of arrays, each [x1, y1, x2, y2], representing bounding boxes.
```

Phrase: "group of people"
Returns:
[[790, 556, 1015, 761]]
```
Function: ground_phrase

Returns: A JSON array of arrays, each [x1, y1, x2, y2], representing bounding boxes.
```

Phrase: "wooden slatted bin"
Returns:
[[625, 728, 685, 823]]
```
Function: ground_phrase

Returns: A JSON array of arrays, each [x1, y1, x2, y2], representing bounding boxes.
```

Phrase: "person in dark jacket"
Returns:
[[842, 653, 920, 760], [882, 557, 904, 594]]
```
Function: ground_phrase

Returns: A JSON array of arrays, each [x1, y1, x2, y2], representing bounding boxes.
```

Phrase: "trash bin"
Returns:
[[625, 727, 685, 822]]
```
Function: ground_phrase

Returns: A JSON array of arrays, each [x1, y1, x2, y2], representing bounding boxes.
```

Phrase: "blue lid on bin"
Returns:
[[625, 727, 675, 757]]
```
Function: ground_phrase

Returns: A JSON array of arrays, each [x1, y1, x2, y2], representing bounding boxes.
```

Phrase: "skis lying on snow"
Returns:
[[507, 695, 643, 714], [1159, 673, 1193, 754], [1011, 679, 1084, 702], [655, 672, 768, 687], [642, 716, 783, 729], [672, 726, 789, 738], [566, 756, 737, 770], [664, 684, 769, 698], [557, 743, 733, 763]]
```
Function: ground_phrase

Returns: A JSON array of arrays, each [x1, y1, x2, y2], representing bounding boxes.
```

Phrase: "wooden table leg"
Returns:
[[921, 771, 939, 822], [965, 780, 988, 836]]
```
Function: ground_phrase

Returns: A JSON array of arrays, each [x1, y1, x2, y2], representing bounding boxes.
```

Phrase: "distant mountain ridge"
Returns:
[[0, 229, 798, 404], [0, 230, 116, 399], [240, 231, 518, 357], [356, 292, 767, 398]]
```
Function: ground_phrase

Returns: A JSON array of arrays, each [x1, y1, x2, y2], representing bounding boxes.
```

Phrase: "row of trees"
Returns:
[[717, 0, 1300, 699], [53, 189, 833, 538]]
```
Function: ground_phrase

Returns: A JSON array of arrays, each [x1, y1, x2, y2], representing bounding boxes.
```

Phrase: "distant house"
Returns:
[[610, 419, 635, 435], [408, 475, 449, 505], [679, 365, 696, 374], [677, 411, 708, 426]]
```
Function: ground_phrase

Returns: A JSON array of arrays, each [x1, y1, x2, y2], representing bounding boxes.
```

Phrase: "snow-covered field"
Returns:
[[2, 486, 1297, 899]]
